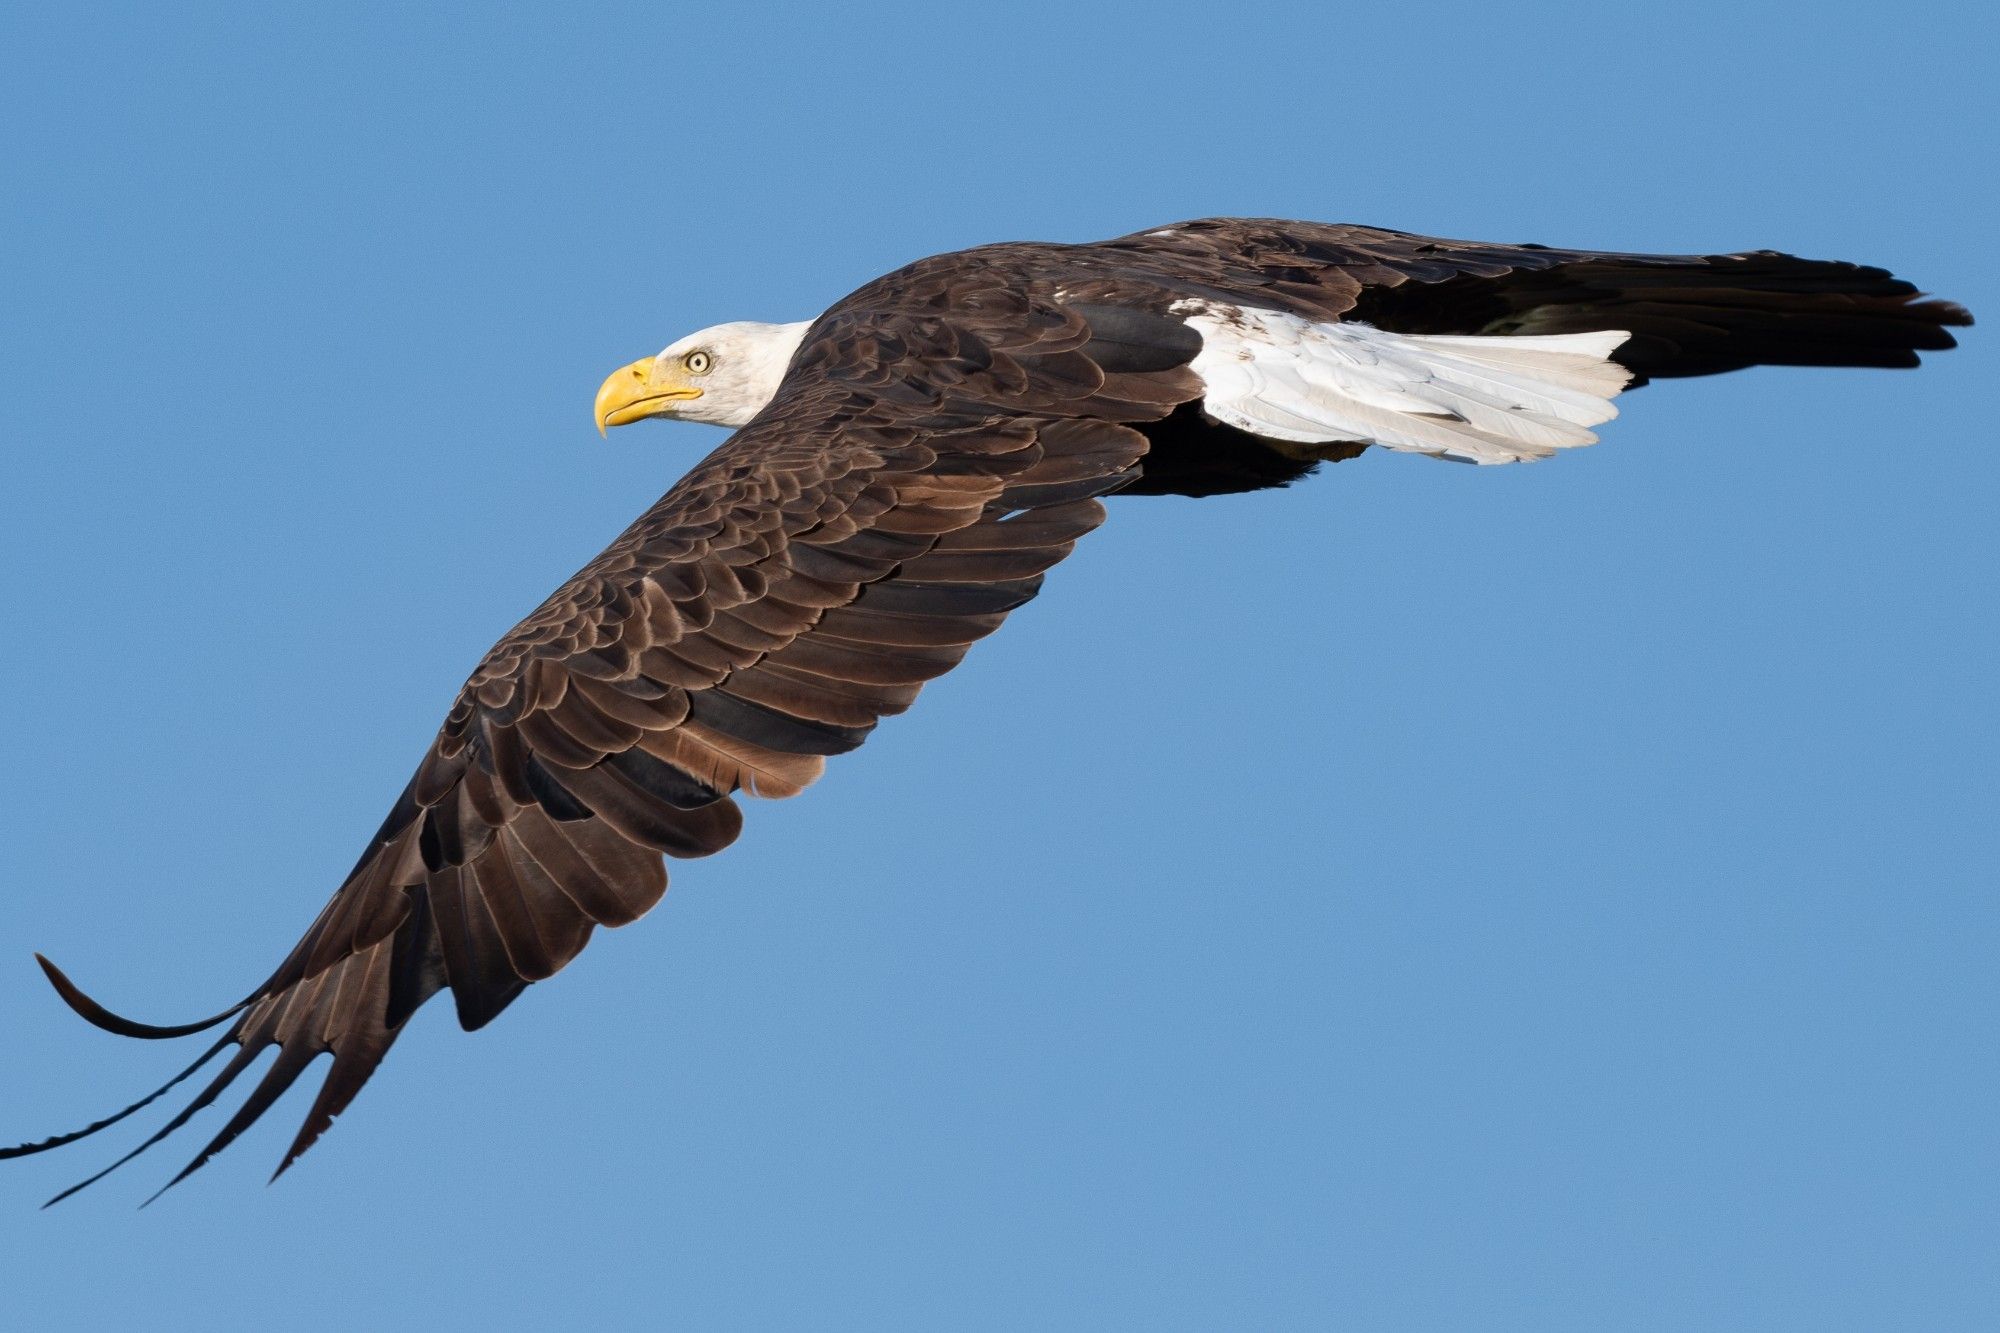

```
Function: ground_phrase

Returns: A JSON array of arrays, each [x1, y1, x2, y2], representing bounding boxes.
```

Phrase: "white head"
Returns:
[[594, 320, 812, 433]]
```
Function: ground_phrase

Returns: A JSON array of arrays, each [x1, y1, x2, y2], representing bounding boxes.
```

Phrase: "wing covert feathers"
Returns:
[[6, 304, 1152, 1202], [7, 216, 1968, 1202]]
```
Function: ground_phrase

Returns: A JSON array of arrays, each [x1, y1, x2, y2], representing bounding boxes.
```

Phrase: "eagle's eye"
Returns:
[[684, 350, 713, 375]]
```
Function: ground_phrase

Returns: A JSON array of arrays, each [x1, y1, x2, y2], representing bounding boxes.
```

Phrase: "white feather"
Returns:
[[1174, 303, 1634, 465], [654, 320, 812, 428]]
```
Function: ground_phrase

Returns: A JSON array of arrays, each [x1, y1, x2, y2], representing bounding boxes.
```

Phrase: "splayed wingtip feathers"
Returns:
[[34, 953, 246, 1040]]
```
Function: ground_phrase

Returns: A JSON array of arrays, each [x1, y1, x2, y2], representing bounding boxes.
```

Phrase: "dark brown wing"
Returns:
[[822, 219, 1964, 497], [2, 286, 1203, 1203], [1070, 219, 1971, 384]]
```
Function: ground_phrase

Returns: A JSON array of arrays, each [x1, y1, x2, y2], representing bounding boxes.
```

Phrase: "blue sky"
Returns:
[[1, 2, 1994, 1328]]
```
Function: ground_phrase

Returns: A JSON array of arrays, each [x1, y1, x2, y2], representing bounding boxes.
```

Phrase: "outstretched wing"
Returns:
[[1079, 218, 1971, 383], [2, 285, 1202, 1203]]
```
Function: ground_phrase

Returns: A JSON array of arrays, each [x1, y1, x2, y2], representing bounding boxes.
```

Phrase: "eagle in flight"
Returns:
[[3, 219, 1970, 1204]]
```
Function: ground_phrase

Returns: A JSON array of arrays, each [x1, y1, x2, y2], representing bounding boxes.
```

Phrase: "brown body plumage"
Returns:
[[3, 219, 1970, 1202]]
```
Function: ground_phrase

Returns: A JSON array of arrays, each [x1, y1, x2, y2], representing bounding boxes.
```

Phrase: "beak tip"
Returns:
[[595, 355, 661, 439]]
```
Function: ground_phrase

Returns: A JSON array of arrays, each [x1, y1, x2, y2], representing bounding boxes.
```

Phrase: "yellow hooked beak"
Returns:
[[593, 357, 703, 436]]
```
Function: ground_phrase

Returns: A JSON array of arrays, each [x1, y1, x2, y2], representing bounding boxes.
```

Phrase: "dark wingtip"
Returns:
[[1931, 299, 1974, 328], [34, 954, 242, 1040], [139, 1164, 199, 1210], [4, 1033, 234, 1171], [36, 1037, 261, 1206]]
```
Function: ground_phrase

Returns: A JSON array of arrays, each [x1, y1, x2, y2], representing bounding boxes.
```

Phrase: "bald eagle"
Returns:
[[4, 219, 1970, 1203]]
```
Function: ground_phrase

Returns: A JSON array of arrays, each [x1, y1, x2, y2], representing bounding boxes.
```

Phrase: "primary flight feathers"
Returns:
[[4, 218, 1969, 1204]]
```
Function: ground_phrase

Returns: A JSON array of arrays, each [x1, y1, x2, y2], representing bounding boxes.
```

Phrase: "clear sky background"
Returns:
[[1, 3, 1993, 1329]]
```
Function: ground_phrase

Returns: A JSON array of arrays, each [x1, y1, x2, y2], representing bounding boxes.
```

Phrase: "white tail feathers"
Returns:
[[1176, 302, 1634, 465]]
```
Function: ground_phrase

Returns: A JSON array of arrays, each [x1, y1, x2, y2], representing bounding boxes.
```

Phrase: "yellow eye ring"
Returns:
[[684, 350, 712, 375]]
